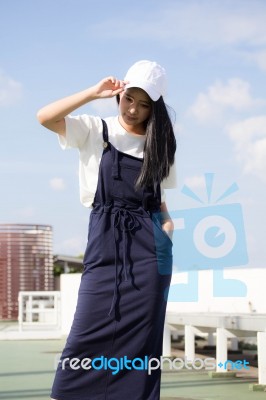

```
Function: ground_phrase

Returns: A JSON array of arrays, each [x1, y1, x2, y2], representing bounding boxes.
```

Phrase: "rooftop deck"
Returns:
[[0, 337, 265, 400]]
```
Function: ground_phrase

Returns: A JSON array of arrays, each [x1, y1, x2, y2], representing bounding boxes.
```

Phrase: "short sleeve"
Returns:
[[58, 114, 102, 150], [161, 160, 177, 189], [56, 114, 104, 207], [160, 187, 166, 203]]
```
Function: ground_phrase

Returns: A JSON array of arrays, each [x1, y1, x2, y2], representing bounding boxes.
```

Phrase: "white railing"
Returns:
[[18, 291, 61, 331]]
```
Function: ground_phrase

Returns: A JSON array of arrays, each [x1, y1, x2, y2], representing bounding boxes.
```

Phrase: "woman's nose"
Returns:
[[128, 105, 137, 114]]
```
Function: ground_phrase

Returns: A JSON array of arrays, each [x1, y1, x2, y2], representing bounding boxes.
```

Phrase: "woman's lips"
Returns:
[[126, 115, 137, 121]]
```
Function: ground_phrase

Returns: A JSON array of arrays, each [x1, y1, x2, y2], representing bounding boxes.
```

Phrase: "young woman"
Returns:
[[37, 60, 176, 400]]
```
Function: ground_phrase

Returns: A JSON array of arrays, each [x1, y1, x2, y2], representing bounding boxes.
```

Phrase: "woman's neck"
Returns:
[[118, 116, 146, 136]]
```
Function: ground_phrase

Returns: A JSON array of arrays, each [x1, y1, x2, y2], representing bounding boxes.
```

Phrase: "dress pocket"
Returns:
[[151, 213, 173, 276], [152, 213, 173, 246], [87, 211, 104, 239], [83, 211, 105, 269]]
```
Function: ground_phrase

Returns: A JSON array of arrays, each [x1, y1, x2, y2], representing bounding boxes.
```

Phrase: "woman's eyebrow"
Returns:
[[126, 91, 151, 105]]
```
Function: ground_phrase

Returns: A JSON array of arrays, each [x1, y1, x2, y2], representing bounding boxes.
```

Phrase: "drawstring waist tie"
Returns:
[[91, 201, 159, 317]]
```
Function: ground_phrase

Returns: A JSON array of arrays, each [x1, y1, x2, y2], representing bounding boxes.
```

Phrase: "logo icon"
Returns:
[[166, 173, 249, 301]]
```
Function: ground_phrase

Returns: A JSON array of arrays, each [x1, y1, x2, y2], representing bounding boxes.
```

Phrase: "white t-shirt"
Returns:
[[58, 114, 177, 207]]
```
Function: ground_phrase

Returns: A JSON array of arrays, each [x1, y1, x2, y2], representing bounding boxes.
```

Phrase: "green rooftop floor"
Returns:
[[0, 339, 265, 400]]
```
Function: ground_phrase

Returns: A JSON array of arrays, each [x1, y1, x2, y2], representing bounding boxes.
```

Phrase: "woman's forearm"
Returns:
[[36, 86, 98, 135], [36, 77, 125, 135]]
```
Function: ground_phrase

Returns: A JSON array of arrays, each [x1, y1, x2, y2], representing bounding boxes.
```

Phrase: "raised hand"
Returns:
[[93, 77, 126, 98]]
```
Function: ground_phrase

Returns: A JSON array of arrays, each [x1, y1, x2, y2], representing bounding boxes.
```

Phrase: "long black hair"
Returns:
[[117, 94, 176, 189]]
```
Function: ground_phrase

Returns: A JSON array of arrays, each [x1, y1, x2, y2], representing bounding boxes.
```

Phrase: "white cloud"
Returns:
[[85, 1, 266, 72], [49, 177, 66, 191], [0, 70, 22, 106], [87, 1, 266, 50], [188, 78, 263, 123], [245, 50, 266, 71], [226, 116, 266, 181]]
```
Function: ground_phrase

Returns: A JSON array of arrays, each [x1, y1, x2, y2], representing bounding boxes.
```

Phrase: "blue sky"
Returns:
[[0, 0, 266, 269]]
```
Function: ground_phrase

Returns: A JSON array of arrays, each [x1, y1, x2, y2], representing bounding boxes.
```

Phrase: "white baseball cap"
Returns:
[[124, 60, 167, 101]]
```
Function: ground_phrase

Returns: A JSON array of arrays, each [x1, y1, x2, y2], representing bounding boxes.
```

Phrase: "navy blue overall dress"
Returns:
[[51, 120, 173, 400]]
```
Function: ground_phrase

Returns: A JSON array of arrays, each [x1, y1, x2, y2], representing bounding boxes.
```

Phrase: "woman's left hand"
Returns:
[[162, 219, 174, 240], [160, 202, 174, 240]]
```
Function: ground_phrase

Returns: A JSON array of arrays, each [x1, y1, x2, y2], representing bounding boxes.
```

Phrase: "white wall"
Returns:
[[167, 268, 266, 314], [60, 268, 266, 336], [60, 273, 81, 335]]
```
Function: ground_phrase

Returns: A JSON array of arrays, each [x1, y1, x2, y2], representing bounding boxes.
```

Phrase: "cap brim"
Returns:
[[124, 82, 160, 102]]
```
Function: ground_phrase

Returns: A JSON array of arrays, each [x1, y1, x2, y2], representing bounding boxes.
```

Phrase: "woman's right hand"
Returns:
[[93, 77, 126, 99]]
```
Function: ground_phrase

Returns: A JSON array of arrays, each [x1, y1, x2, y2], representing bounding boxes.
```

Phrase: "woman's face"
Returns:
[[119, 88, 152, 133]]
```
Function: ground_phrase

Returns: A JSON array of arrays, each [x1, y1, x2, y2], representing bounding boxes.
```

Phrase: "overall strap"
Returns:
[[101, 119, 109, 147], [101, 119, 119, 179]]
